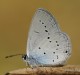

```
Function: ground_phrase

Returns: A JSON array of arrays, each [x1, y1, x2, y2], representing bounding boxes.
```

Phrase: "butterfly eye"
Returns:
[[22, 54, 27, 60]]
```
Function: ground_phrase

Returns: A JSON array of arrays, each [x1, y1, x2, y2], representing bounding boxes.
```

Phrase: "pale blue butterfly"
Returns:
[[22, 8, 72, 68]]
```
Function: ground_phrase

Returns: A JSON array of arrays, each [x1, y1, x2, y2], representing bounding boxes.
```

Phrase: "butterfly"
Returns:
[[22, 8, 72, 68]]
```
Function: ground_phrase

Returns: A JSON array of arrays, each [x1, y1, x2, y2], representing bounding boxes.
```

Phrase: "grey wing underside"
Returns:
[[27, 8, 61, 57], [26, 8, 71, 67]]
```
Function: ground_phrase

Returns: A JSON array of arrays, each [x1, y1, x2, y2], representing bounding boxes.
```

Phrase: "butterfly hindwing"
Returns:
[[29, 32, 71, 65]]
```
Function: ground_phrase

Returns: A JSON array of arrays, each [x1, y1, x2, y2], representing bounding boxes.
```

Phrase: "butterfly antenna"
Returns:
[[5, 54, 24, 58]]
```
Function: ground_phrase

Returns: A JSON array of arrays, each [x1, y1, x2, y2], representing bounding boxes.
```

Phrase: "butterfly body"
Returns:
[[24, 8, 72, 68]]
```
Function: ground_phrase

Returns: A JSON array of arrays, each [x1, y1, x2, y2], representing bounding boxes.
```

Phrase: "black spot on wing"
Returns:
[[42, 22, 44, 24], [44, 26, 46, 28], [45, 30, 48, 32], [53, 52, 55, 54], [56, 41, 58, 43], [39, 20, 44, 24], [53, 60, 54, 62], [39, 20, 41, 22], [47, 37, 50, 39], [56, 48, 58, 50], [44, 52, 46, 54], [65, 50, 68, 53], [57, 44, 59, 46], [39, 47, 41, 49], [49, 41, 52, 43], [55, 41, 59, 46], [57, 55, 58, 59]]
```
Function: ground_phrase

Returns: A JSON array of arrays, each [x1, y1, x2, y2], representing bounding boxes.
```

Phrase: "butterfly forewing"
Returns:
[[28, 32, 71, 65], [27, 8, 60, 56]]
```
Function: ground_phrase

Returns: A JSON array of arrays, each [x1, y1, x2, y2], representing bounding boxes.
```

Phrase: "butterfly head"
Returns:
[[22, 54, 29, 61], [22, 54, 26, 60]]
